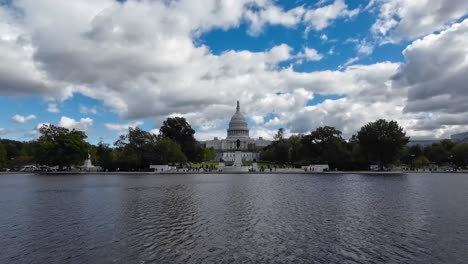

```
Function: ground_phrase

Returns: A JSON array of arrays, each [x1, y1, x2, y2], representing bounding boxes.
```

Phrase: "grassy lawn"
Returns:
[[190, 162, 220, 168], [190, 161, 274, 168]]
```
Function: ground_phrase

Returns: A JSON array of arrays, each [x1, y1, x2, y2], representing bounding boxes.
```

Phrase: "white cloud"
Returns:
[[303, 0, 359, 32], [251, 115, 264, 125], [392, 19, 468, 138], [79, 105, 97, 114], [0, 128, 9, 135], [0, 0, 465, 141], [0, 0, 357, 126], [245, 0, 360, 35], [356, 40, 374, 55], [11, 114, 37, 124], [265, 116, 282, 127], [371, 0, 468, 40], [0, 5, 73, 99], [250, 127, 286, 140], [297, 47, 323, 61], [149, 128, 159, 135], [47, 103, 59, 113], [338, 57, 359, 69], [58, 116, 93, 132], [245, 5, 304, 35], [26, 123, 51, 139], [104, 121, 144, 134]]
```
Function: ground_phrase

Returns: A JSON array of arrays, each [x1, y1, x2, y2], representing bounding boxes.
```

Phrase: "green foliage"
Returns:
[[399, 140, 456, 166], [159, 117, 203, 162], [451, 143, 468, 167], [152, 138, 187, 165], [261, 128, 290, 163], [0, 139, 35, 166], [110, 127, 189, 170], [3, 115, 465, 171], [0, 141, 6, 167], [35, 125, 89, 169], [414, 155, 430, 168], [347, 135, 366, 163], [203, 147, 216, 162], [114, 127, 159, 170], [191, 162, 219, 169], [424, 143, 450, 165], [93, 141, 114, 170], [357, 119, 409, 170], [308, 126, 348, 163], [261, 126, 349, 167], [400, 145, 423, 165], [288, 135, 302, 162]]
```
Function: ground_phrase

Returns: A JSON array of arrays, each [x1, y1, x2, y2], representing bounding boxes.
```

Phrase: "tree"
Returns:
[[152, 138, 187, 165], [424, 143, 449, 165], [299, 126, 348, 165], [400, 145, 423, 165], [440, 139, 455, 152], [159, 117, 202, 162], [0, 141, 6, 167], [94, 141, 114, 170], [0, 139, 34, 167], [35, 125, 89, 170], [451, 143, 468, 168], [310, 126, 348, 164], [274, 128, 285, 141], [288, 135, 303, 163], [357, 119, 409, 170], [309, 126, 342, 143], [114, 127, 158, 170], [347, 135, 366, 162], [203, 147, 216, 162], [261, 128, 290, 163], [414, 155, 430, 168]]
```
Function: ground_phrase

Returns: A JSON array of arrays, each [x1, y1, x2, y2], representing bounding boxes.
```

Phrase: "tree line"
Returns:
[[0, 117, 214, 171], [261, 119, 468, 170], [1, 117, 468, 171]]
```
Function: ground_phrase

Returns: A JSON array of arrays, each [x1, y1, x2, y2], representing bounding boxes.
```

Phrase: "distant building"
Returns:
[[201, 101, 271, 162], [451, 132, 468, 143], [407, 131, 468, 148]]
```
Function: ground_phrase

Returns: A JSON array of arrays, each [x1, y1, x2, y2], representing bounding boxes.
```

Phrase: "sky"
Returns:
[[0, 0, 468, 144]]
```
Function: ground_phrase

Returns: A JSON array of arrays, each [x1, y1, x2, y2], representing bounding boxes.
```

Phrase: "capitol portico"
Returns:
[[202, 101, 271, 162]]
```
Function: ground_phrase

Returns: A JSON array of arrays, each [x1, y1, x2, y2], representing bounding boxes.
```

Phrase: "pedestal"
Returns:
[[252, 162, 258, 171], [233, 151, 243, 167]]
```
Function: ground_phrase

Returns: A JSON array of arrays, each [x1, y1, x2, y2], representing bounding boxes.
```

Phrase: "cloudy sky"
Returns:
[[0, 0, 467, 143]]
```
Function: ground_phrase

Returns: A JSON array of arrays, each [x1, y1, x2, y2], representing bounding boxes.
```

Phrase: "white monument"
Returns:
[[82, 152, 100, 171], [83, 152, 93, 168]]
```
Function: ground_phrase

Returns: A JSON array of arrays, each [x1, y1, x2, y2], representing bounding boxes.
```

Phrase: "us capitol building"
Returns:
[[201, 101, 271, 162]]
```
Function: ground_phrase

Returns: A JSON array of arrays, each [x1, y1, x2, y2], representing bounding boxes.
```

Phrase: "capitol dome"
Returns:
[[227, 101, 249, 139]]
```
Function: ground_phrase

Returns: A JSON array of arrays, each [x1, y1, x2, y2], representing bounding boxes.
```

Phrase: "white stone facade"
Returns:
[[202, 101, 271, 162]]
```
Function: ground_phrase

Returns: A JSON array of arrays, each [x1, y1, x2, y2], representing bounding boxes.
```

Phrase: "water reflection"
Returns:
[[0, 173, 467, 263]]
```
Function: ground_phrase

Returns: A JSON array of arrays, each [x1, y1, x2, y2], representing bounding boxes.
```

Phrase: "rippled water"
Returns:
[[1, 173, 468, 263]]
